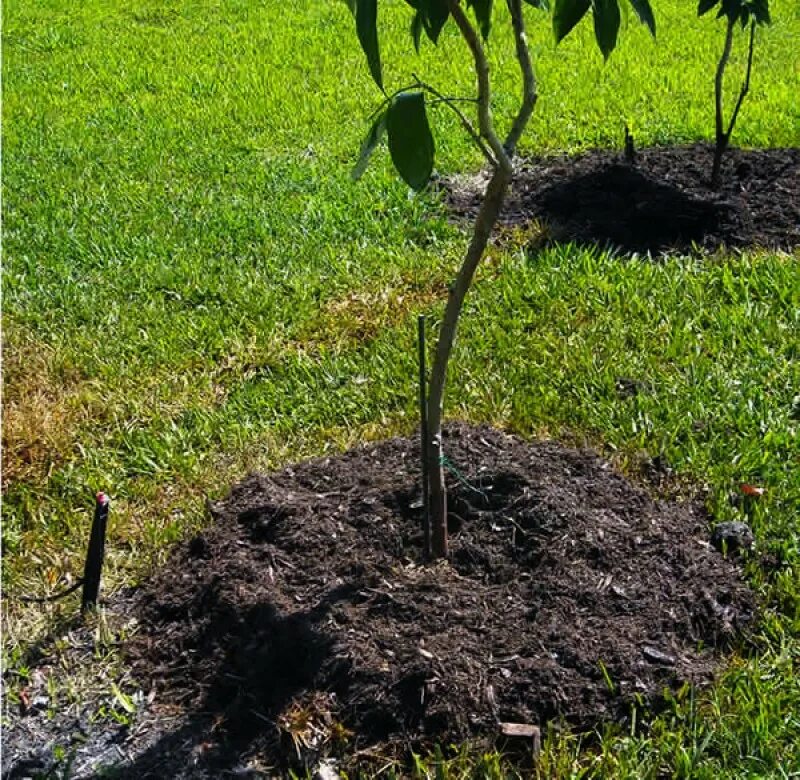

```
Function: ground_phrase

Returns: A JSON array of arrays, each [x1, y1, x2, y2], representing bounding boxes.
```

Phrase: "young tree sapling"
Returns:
[[343, 0, 655, 558], [698, 0, 771, 188]]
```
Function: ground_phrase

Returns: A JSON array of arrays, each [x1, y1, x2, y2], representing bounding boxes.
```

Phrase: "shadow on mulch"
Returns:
[[444, 144, 799, 255], [111, 423, 754, 777]]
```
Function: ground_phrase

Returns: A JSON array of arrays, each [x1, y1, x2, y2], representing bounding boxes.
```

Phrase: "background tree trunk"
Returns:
[[712, 17, 735, 189]]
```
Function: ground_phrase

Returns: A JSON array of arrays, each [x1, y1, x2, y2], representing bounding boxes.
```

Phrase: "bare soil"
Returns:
[[68, 423, 756, 777], [445, 144, 799, 255]]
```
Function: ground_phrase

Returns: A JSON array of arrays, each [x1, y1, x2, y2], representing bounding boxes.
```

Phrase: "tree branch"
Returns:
[[413, 75, 498, 166], [715, 16, 735, 144], [445, 0, 512, 175], [503, 0, 537, 157], [726, 19, 756, 139]]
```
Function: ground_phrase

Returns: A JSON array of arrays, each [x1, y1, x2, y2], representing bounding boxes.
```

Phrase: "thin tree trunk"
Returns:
[[719, 19, 757, 182], [711, 133, 728, 191], [426, 167, 511, 557], [423, 0, 517, 559], [423, 0, 535, 558], [504, 0, 537, 158], [712, 17, 735, 189]]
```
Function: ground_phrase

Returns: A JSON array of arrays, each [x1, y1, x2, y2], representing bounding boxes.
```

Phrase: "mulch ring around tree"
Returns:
[[443, 144, 799, 255], [121, 423, 755, 776]]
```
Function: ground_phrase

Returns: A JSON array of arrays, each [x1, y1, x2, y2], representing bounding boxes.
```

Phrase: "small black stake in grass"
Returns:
[[82, 492, 110, 614], [418, 315, 431, 558], [624, 123, 636, 165]]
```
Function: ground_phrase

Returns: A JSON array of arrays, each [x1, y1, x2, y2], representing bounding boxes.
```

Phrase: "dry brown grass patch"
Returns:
[[2, 335, 100, 491], [295, 272, 447, 353]]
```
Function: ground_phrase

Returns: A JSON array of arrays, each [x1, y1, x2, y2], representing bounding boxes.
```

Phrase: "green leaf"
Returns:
[[553, 0, 592, 44], [524, 0, 551, 10], [421, 0, 449, 44], [697, 0, 719, 15], [411, 9, 424, 52], [352, 110, 387, 181], [628, 0, 655, 35], [386, 92, 434, 191], [750, 0, 770, 24], [355, 0, 382, 90], [718, 0, 742, 22], [592, 0, 621, 59], [467, 0, 493, 40]]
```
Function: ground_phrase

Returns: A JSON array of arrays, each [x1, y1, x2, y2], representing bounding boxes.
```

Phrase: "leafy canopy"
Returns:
[[552, 0, 656, 59], [344, 0, 656, 190], [698, 0, 771, 27]]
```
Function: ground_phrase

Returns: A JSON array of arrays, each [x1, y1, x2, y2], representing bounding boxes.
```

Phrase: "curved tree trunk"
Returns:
[[423, 0, 535, 559], [425, 167, 511, 557]]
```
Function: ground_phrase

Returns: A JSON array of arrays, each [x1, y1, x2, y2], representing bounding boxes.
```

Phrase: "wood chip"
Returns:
[[499, 722, 540, 738], [499, 722, 541, 756], [642, 646, 677, 665]]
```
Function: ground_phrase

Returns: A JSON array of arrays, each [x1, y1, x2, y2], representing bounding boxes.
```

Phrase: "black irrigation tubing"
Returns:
[[81, 492, 110, 613], [16, 579, 84, 604], [12, 492, 110, 612]]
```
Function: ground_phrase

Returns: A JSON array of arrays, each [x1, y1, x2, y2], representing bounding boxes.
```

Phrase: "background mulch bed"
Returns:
[[121, 423, 754, 775], [444, 144, 799, 255]]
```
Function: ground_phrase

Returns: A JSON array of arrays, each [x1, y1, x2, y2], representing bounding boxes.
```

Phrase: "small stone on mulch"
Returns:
[[711, 521, 755, 555]]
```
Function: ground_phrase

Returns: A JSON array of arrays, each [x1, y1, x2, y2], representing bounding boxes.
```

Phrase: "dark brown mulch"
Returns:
[[117, 423, 754, 777], [444, 144, 799, 255]]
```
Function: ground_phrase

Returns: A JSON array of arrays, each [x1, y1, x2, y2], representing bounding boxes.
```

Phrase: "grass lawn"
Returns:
[[2, 0, 799, 775]]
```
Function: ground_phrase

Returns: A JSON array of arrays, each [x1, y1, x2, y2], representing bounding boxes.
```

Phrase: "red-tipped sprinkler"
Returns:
[[81, 492, 110, 614]]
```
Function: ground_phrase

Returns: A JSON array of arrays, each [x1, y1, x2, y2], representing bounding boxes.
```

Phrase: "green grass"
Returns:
[[2, 0, 799, 775]]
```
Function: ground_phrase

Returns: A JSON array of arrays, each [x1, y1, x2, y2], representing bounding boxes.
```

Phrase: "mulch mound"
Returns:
[[122, 423, 754, 776], [444, 144, 799, 255]]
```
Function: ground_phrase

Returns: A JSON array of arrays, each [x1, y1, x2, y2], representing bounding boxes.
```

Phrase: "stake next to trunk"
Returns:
[[342, 0, 655, 558]]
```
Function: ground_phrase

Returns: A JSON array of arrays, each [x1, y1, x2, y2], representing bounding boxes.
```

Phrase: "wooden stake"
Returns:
[[418, 315, 431, 558], [82, 492, 110, 613]]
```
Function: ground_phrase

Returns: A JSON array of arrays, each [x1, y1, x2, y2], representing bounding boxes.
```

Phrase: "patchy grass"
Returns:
[[295, 269, 449, 353], [2, 0, 799, 775], [2, 333, 92, 490], [2, 606, 141, 738]]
